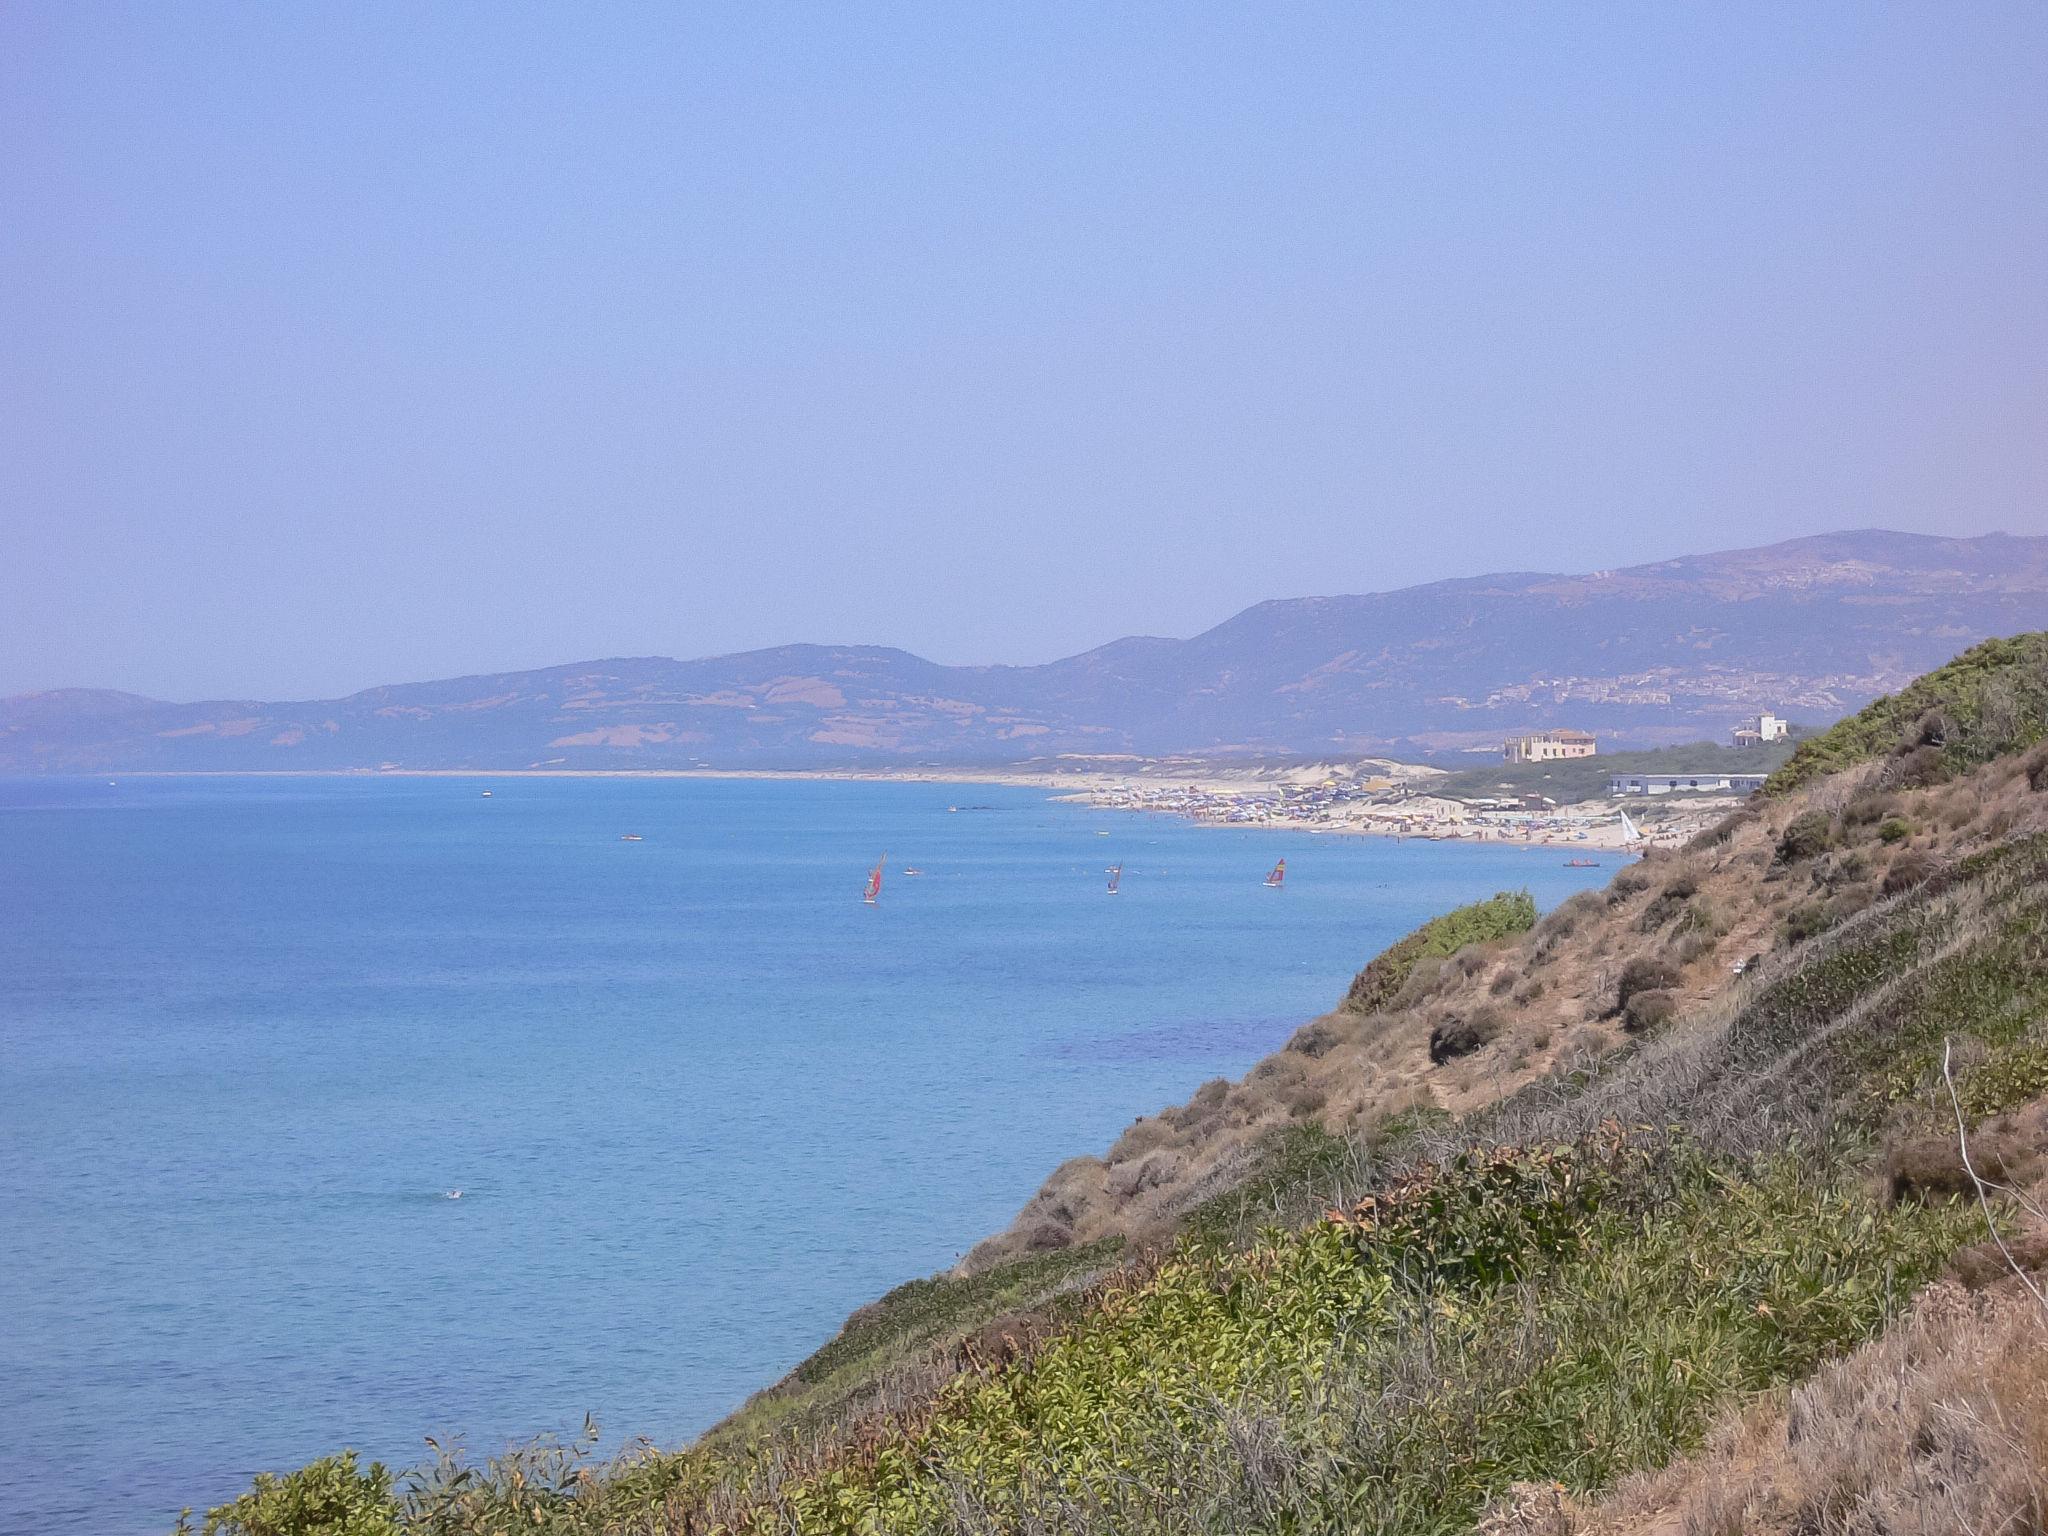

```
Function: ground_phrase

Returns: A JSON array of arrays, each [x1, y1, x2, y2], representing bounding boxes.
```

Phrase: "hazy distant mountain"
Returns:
[[8, 530, 2047, 772]]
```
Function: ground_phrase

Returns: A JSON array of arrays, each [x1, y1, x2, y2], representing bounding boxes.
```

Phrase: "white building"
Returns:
[[1504, 729, 1597, 763], [1731, 713, 1789, 748], [1611, 772, 1769, 796]]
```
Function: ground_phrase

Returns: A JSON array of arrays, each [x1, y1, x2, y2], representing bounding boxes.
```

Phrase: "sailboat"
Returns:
[[1106, 863, 1123, 895], [1264, 858, 1286, 888], [1617, 808, 1645, 848], [863, 854, 886, 905]]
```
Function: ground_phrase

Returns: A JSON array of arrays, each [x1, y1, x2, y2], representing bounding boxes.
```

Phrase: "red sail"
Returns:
[[864, 854, 885, 903]]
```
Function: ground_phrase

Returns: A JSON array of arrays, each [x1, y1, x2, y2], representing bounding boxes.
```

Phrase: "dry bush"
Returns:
[[1615, 956, 1680, 1014], [1637, 872, 1702, 932], [1607, 865, 1655, 906], [1883, 850, 1939, 897], [1774, 809, 1836, 864], [2027, 744, 2048, 792], [1686, 806, 1759, 852], [1450, 943, 1493, 979], [1892, 741, 1950, 790], [1585, 1284, 2048, 1536], [1535, 889, 1606, 953], [1842, 788, 1900, 828], [1285, 1015, 1346, 1059], [1429, 1005, 1505, 1065], [1391, 955, 1449, 1010], [1621, 988, 1677, 1035], [1108, 1117, 1175, 1164], [1665, 931, 1715, 968]]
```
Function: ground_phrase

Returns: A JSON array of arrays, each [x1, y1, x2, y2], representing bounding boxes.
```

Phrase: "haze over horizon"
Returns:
[[7, 4, 2047, 700]]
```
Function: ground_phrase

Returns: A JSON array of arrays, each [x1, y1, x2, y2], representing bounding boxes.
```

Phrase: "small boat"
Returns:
[[1562, 857, 1599, 868], [1106, 863, 1123, 895], [901, 868, 923, 877], [1263, 858, 1286, 888], [620, 833, 643, 842], [864, 853, 886, 905], [481, 790, 493, 797]]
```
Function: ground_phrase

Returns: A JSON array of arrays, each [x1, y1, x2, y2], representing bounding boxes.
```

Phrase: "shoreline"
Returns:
[[67, 764, 1730, 851]]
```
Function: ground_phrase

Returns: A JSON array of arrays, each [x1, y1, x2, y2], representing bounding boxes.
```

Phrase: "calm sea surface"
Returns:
[[0, 775, 1608, 1534]]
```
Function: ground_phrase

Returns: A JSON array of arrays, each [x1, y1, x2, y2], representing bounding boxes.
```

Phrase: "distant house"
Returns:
[[1731, 713, 1789, 748], [1504, 729, 1597, 763], [1611, 772, 1769, 796]]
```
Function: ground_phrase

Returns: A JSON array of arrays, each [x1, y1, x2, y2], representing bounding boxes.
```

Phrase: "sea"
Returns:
[[0, 774, 1610, 1535]]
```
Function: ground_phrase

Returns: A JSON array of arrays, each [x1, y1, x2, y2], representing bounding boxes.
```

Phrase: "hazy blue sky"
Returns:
[[5, 4, 2045, 701]]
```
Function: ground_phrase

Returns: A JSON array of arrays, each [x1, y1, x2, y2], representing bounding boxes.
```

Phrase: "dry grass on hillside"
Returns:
[[1557, 1278, 2048, 1536], [967, 744, 2048, 1272]]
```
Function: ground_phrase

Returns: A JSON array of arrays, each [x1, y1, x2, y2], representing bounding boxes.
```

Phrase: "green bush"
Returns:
[[1344, 890, 1538, 1014], [759, 1151, 1972, 1534], [1767, 632, 2048, 794], [1876, 816, 1913, 844], [182, 1453, 396, 1536]]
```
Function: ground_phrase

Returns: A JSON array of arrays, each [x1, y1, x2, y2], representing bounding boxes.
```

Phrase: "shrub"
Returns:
[[1893, 743, 1949, 790], [1429, 1006, 1505, 1065], [1622, 988, 1677, 1034], [1774, 809, 1835, 863], [1615, 956, 1680, 1013], [1533, 889, 1603, 953], [1685, 807, 1758, 851], [1876, 815, 1912, 844], [1766, 631, 2048, 793], [1109, 1117, 1174, 1163], [1882, 850, 1938, 897], [1344, 891, 1538, 1013], [1782, 901, 1836, 945], [1637, 873, 1701, 931], [1666, 930, 1715, 967], [185, 1452, 397, 1536], [1607, 864, 1655, 905], [1842, 790, 1898, 828], [2027, 745, 2048, 792], [1286, 1017, 1342, 1058]]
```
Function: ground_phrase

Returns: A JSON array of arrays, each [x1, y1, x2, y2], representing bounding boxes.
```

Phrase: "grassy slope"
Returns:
[[191, 634, 2048, 1536], [1766, 629, 2048, 793]]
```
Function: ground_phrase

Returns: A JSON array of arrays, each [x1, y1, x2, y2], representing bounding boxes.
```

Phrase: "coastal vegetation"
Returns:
[[1341, 889, 1538, 1013], [184, 634, 2048, 1536], [1764, 629, 2048, 794]]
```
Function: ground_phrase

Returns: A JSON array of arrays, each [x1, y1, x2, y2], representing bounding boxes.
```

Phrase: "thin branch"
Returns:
[[1942, 1036, 2048, 1325]]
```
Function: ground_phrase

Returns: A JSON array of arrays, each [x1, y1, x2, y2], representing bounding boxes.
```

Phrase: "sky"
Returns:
[[4, 4, 2046, 702]]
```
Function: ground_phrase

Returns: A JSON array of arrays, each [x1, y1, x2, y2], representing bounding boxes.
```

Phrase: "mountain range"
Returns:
[[7, 529, 2046, 772]]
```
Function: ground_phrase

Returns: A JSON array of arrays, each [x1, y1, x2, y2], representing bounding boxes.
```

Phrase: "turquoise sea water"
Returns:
[[0, 775, 1609, 1534]]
